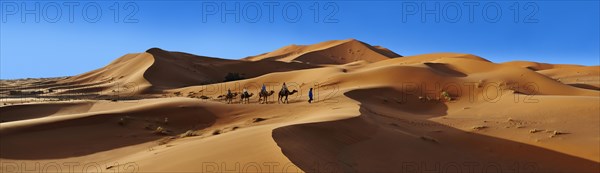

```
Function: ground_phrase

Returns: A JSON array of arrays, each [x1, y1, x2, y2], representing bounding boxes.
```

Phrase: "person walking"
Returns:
[[308, 88, 313, 103]]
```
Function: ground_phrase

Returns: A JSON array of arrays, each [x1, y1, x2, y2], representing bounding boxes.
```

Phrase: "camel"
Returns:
[[259, 90, 275, 104], [240, 92, 254, 104], [278, 89, 298, 104], [218, 92, 238, 104]]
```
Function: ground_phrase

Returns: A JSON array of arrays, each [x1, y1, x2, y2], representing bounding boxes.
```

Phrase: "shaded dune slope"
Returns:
[[272, 87, 599, 172], [0, 99, 217, 159]]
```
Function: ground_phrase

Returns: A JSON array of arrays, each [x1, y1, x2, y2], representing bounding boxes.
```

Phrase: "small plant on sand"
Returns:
[[154, 126, 170, 135], [550, 130, 569, 138], [181, 130, 198, 138], [199, 95, 210, 99], [9, 90, 22, 95], [174, 92, 182, 97], [440, 91, 452, 102], [472, 125, 488, 130], [212, 129, 221, 135], [252, 117, 267, 123], [529, 129, 542, 133], [418, 95, 433, 102]]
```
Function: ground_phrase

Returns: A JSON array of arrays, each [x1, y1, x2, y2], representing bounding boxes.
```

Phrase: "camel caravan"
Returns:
[[219, 83, 301, 104]]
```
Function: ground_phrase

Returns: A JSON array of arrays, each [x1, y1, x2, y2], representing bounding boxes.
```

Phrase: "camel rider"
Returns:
[[243, 88, 248, 96], [308, 88, 313, 103], [282, 82, 288, 93], [261, 84, 267, 94], [227, 88, 232, 96]]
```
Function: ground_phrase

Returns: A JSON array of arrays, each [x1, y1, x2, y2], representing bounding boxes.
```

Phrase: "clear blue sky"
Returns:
[[1, 1, 599, 79]]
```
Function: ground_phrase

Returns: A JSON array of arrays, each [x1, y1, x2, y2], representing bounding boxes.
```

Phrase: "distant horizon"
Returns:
[[2, 1, 599, 79]]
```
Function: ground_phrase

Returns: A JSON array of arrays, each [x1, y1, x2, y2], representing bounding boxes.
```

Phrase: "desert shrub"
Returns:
[[472, 125, 487, 130], [154, 126, 170, 135], [187, 92, 195, 97], [212, 129, 221, 135], [550, 130, 569, 137], [200, 95, 210, 99], [181, 130, 198, 137], [224, 72, 245, 82], [440, 91, 451, 102], [9, 90, 22, 95], [252, 118, 267, 123], [174, 92, 182, 97]]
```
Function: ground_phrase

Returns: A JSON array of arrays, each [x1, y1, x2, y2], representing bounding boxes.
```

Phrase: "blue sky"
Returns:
[[1, 1, 599, 79]]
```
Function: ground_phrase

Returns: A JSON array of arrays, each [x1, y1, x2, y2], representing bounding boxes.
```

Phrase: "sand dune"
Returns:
[[61, 53, 155, 90], [274, 87, 599, 172], [502, 61, 584, 71], [143, 48, 318, 91], [1, 39, 598, 172], [244, 39, 401, 64], [501, 61, 600, 91]]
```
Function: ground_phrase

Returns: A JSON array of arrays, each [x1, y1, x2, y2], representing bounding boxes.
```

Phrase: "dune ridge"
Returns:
[[243, 39, 401, 64]]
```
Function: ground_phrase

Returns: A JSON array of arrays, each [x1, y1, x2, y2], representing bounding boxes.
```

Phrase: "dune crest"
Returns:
[[244, 39, 402, 64]]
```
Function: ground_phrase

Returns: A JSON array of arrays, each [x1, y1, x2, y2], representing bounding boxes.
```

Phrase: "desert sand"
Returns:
[[1, 39, 598, 172]]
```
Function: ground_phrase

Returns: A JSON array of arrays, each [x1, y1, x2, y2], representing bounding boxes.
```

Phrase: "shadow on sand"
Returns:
[[272, 87, 599, 172], [0, 105, 216, 160]]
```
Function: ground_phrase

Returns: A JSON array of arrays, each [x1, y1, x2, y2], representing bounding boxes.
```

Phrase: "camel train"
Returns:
[[222, 84, 298, 104]]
